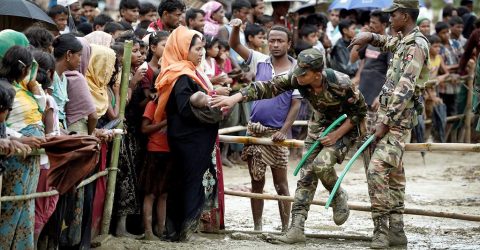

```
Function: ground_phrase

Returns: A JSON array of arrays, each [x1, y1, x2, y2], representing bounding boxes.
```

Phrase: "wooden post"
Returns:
[[100, 41, 133, 235], [465, 73, 475, 143]]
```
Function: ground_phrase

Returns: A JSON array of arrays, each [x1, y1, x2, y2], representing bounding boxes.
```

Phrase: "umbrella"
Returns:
[[329, 0, 393, 10], [0, 0, 57, 31]]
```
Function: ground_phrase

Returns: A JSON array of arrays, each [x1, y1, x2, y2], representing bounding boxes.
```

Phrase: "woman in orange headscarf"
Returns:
[[154, 26, 223, 242]]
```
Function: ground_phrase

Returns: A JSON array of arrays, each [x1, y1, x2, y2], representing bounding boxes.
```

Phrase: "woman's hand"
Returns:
[[112, 83, 120, 96], [215, 86, 232, 96], [210, 93, 243, 110], [16, 136, 46, 148], [131, 68, 147, 88], [9, 140, 32, 157]]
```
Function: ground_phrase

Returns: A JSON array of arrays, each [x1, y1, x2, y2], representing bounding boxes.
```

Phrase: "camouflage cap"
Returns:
[[293, 48, 324, 77], [383, 0, 419, 13]]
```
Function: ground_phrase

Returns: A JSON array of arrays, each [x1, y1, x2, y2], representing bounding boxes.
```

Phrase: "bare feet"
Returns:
[[143, 231, 160, 241], [222, 156, 234, 167]]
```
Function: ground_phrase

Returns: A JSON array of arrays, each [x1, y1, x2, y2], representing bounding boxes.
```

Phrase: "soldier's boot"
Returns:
[[389, 214, 408, 246], [270, 214, 306, 244], [370, 215, 389, 249], [330, 188, 350, 225]]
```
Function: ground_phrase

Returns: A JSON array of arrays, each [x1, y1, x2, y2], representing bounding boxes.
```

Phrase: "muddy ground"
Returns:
[[98, 151, 480, 249]]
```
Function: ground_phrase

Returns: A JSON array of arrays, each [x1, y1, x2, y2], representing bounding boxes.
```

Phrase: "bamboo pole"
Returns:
[[224, 190, 480, 222], [218, 126, 246, 134], [101, 40, 132, 235], [219, 135, 305, 148], [218, 135, 480, 152], [207, 229, 372, 242], [424, 114, 464, 125], [0, 170, 108, 202], [464, 70, 475, 143]]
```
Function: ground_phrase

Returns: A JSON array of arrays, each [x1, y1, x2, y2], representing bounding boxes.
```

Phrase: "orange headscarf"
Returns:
[[154, 26, 209, 121]]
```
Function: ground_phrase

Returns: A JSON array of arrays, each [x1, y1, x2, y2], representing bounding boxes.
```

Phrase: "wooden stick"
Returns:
[[218, 126, 246, 134], [101, 41, 133, 235], [219, 135, 480, 152], [424, 114, 464, 125], [0, 170, 108, 202], [224, 190, 480, 222], [208, 229, 372, 242]]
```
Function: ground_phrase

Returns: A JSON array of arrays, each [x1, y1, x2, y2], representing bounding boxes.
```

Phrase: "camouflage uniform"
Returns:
[[368, 27, 430, 219], [240, 49, 367, 221]]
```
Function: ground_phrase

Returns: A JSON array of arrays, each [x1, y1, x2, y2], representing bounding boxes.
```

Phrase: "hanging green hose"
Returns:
[[293, 114, 347, 176], [325, 134, 376, 209]]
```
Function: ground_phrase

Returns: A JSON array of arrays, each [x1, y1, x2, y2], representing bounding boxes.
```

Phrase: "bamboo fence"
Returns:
[[224, 190, 480, 222], [218, 135, 480, 152]]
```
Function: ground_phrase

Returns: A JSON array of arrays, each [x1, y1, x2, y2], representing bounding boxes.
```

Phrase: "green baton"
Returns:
[[325, 134, 376, 209], [293, 114, 347, 176]]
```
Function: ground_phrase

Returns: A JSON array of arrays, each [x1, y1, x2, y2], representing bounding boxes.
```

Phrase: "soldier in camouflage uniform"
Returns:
[[211, 48, 367, 244], [349, 0, 430, 248]]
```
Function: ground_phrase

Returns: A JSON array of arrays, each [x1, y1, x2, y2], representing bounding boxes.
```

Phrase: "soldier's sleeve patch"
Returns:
[[404, 54, 413, 61]]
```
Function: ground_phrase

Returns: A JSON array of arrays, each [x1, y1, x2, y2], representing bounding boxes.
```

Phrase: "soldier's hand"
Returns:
[[319, 132, 340, 147], [373, 123, 389, 140], [271, 131, 287, 142], [348, 32, 373, 50]]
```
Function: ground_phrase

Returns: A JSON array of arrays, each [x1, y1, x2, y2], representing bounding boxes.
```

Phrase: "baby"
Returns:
[[190, 91, 225, 123]]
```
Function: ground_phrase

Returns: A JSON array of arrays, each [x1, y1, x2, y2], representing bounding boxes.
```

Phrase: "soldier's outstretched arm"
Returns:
[[210, 74, 298, 109], [349, 32, 400, 53], [382, 43, 427, 127], [238, 73, 298, 102]]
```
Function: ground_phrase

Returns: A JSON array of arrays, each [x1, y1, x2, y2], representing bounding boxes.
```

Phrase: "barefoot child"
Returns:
[[140, 96, 171, 240]]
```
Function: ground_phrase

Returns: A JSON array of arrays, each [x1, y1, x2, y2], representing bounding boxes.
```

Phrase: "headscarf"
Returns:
[[154, 26, 209, 121], [84, 31, 113, 47], [0, 29, 29, 58], [416, 17, 430, 26], [201, 1, 223, 36], [0, 29, 37, 84], [77, 37, 91, 75], [85, 44, 116, 116]]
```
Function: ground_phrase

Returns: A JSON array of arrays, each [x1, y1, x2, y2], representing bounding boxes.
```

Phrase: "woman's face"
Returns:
[[207, 42, 220, 58], [66, 50, 82, 70], [188, 37, 204, 66], [154, 39, 167, 60], [131, 43, 143, 67], [212, 8, 225, 23], [419, 20, 431, 36]]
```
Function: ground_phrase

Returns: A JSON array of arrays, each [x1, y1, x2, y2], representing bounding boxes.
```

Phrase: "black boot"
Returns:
[[389, 213, 407, 246]]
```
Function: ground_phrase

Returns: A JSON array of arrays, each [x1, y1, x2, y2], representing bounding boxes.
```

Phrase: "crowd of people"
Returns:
[[0, 0, 479, 249]]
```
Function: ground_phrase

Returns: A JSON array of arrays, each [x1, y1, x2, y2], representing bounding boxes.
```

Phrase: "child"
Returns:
[[140, 96, 171, 240], [190, 91, 224, 123], [31, 50, 61, 247], [299, 25, 319, 47], [204, 35, 232, 86], [141, 31, 169, 101], [425, 35, 449, 142], [119, 0, 140, 30], [244, 23, 266, 52], [82, 0, 99, 23], [47, 5, 69, 35]]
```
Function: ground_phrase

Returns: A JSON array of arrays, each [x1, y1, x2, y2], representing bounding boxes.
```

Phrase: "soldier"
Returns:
[[211, 48, 367, 244], [348, 0, 430, 248]]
